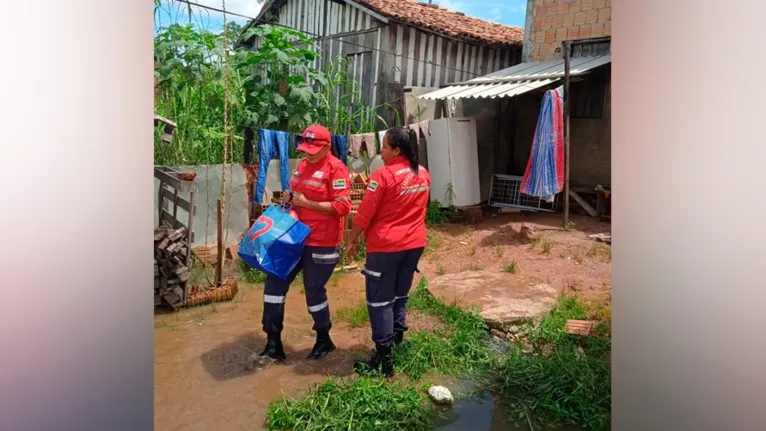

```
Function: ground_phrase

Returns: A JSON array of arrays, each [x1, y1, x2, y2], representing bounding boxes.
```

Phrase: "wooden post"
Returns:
[[215, 199, 224, 286], [563, 40, 571, 228]]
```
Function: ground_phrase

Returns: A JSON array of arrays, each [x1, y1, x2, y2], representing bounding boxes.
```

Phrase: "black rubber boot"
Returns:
[[393, 330, 407, 347], [354, 344, 394, 378], [307, 331, 336, 359], [259, 332, 286, 361]]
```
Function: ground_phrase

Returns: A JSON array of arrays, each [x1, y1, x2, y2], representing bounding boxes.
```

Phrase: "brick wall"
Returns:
[[527, 0, 611, 61]]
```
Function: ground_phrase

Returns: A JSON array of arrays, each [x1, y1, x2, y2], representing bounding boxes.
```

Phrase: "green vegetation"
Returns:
[[266, 378, 432, 431], [492, 296, 612, 430], [394, 279, 494, 380], [154, 15, 397, 167], [425, 200, 455, 225], [336, 302, 370, 328], [268, 280, 611, 431], [504, 261, 518, 274]]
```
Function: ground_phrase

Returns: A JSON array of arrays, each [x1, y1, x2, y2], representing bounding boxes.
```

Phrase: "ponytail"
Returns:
[[385, 126, 420, 174]]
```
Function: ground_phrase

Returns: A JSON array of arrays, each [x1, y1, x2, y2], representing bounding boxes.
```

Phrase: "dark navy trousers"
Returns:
[[262, 245, 339, 333], [363, 247, 425, 348]]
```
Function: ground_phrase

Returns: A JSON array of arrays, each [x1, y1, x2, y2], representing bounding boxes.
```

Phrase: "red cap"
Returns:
[[296, 124, 331, 155]]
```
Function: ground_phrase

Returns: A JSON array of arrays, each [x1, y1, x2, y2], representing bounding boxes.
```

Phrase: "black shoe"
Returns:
[[393, 330, 407, 347], [259, 332, 286, 361], [354, 344, 394, 377], [307, 331, 336, 359]]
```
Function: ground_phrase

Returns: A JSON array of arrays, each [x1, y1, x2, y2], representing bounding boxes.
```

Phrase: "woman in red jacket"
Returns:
[[259, 124, 352, 362], [345, 126, 431, 377]]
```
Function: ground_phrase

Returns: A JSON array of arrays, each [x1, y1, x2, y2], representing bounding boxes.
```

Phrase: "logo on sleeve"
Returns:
[[367, 181, 379, 192], [312, 171, 324, 179], [292, 169, 301, 176], [333, 179, 347, 190]]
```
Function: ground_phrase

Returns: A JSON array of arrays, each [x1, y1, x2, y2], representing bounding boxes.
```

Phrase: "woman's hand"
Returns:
[[291, 191, 310, 208], [281, 190, 293, 206], [345, 242, 358, 263]]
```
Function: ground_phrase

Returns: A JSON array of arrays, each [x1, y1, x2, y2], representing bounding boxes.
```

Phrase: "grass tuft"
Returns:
[[395, 279, 493, 380], [266, 377, 432, 431], [504, 261, 518, 274], [336, 302, 370, 328]]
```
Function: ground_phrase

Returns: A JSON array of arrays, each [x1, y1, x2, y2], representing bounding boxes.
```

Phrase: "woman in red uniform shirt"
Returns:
[[258, 125, 352, 362], [345, 126, 431, 377]]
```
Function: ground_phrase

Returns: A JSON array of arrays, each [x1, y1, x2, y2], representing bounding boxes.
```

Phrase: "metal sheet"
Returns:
[[419, 54, 611, 100]]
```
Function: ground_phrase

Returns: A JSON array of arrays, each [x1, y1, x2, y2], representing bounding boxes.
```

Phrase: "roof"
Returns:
[[419, 54, 611, 100], [250, 0, 523, 47], [357, 0, 523, 46]]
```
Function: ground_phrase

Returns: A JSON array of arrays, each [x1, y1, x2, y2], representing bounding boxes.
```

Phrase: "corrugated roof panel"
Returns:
[[419, 55, 611, 100]]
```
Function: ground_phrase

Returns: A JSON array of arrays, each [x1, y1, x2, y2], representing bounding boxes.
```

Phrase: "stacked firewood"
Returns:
[[154, 225, 191, 309]]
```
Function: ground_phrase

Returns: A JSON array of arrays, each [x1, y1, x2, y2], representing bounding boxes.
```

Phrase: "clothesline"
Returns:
[[257, 119, 432, 160], [253, 120, 432, 204]]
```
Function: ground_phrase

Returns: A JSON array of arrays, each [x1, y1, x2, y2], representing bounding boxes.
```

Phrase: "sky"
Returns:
[[154, 0, 527, 32]]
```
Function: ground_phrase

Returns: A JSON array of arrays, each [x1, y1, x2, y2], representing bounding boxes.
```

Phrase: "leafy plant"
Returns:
[[267, 378, 432, 431]]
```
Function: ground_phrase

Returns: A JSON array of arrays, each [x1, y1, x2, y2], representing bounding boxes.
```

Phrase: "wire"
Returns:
[[169, 0, 484, 78]]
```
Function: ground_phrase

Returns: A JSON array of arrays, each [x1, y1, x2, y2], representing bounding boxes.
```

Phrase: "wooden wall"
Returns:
[[252, 0, 522, 127]]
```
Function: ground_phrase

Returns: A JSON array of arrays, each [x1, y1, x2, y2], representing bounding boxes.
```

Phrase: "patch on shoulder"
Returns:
[[333, 178, 347, 190], [367, 180, 379, 192]]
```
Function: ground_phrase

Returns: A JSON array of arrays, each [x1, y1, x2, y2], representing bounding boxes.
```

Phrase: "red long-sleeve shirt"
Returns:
[[289, 153, 352, 247], [354, 156, 431, 253]]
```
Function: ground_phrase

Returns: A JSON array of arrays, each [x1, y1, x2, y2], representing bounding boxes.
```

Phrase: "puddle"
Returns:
[[432, 379, 581, 431]]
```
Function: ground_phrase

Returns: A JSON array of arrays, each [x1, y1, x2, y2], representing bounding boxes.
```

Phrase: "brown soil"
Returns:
[[420, 212, 612, 306], [154, 212, 611, 430]]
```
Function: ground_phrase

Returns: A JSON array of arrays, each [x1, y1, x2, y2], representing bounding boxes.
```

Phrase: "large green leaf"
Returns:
[[289, 85, 314, 105]]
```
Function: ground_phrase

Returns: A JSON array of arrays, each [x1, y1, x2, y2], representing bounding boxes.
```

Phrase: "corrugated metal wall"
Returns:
[[252, 0, 522, 125]]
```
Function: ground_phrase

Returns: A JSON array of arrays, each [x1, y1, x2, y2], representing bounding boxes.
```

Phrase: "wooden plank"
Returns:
[[395, 24, 403, 82], [344, 0, 389, 24], [569, 190, 598, 218], [434, 36, 443, 86], [161, 187, 194, 214], [160, 210, 186, 231], [154, 167, 197, 193], [407, 26, 416, 86], [425, 34, 434, 87], [417, 31, 426, 87]]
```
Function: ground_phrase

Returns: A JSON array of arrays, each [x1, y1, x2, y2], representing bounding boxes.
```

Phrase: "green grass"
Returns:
[[493, 296, 612, 430], [266, 280, 612, 431], [241, 266, 267, 284], [504, 261, 518, 274], [266, 378, 432, 431], [395, 279, 494, 380], [493, 350, 611, 431], [336, 302, 370, 328]]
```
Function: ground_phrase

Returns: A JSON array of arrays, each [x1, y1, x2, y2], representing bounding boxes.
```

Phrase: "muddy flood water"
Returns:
[[155, 271, 449, 430]]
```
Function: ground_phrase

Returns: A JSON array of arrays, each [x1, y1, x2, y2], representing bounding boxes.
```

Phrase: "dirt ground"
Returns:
[[154, 213, 611, 430]]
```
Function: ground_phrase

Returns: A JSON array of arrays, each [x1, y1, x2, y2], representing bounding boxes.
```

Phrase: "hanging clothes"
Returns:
[[330, 135, 348, 165], [521, 87, 565, 202], [254, 129, 292, 204], [348, 133, 377, 158], [407, 120, 431, 140]]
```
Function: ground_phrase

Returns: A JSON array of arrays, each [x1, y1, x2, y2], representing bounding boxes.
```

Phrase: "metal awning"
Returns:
[[419, 54, 611, 100]]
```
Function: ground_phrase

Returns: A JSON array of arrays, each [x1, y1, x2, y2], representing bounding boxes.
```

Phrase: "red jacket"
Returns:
[[354, 156, 431, 253], [289, 153, 352, 247]]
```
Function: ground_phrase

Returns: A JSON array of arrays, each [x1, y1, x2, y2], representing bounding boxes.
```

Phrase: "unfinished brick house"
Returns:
[[523, 0, 611, 62], [421, 0, 611, 215]]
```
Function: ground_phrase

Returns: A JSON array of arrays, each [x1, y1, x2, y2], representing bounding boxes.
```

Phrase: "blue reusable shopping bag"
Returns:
[[238, 205, 311, 280]]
